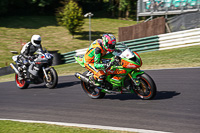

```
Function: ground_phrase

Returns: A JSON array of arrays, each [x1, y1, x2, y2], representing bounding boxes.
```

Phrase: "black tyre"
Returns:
[[15, 74, 29, 89], [81, 71, 105, 99], [133, 73, 157, 100], [44, 67, 58, 89]]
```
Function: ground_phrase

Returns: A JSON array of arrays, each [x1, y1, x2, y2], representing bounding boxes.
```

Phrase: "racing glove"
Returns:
[[28, 56, 34, 61]]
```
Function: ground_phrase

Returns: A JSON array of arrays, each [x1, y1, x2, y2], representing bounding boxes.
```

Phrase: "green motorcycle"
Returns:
[[74, 47, 157, 100]]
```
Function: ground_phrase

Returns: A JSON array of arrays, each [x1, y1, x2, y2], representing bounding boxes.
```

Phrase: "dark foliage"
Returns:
[[0, 0, 137, 19]]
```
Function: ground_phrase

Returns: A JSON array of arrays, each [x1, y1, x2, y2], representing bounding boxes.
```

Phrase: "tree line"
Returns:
[[0, 0, 137, 19]]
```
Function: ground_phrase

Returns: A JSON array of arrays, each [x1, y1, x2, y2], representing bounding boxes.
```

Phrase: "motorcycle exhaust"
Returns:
[[75, 73, 91, 84], [10, 63, 20, 75]]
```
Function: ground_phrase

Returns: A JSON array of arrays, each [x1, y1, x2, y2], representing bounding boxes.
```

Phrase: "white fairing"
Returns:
[[12, 55, 19, 62], [44, 53, 52, 59], [119, 49, 134, 59], [112, 51, 121, 56]]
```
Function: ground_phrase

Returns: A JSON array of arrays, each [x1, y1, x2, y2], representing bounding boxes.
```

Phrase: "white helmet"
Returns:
[[31, 35, 41, 47]]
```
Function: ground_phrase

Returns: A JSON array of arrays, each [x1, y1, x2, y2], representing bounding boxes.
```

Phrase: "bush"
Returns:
[[56, 0, 84, 38]]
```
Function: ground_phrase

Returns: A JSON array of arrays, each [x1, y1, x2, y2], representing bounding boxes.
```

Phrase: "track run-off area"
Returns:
[[0, 68, 200, 133]]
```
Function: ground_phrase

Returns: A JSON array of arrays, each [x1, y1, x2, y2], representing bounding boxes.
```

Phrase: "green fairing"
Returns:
[[105, 63, 144, 89], [74, 56, 85, 67], [111, 75, 126, 87], [106, 66, 132, 88], [129, 70, 144, 87], [106, 75, 123, 88], [122, 58, 141, 66], [131, 70, 144, 78]]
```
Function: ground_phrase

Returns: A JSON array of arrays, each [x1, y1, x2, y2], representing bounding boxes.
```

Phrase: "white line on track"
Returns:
[[143, 67, 200, 71], [0, 118, 172, 133]]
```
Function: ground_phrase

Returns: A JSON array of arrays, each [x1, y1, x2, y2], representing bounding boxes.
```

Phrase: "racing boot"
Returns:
[[21, 65, 29, 79], [89, 75, 100, 86], [17, 73, 23, 81], [17, 66, 23, 81]]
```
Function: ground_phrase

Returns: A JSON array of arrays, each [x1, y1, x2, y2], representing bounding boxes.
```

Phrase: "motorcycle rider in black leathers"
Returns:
[[17, 35, 44, 80]]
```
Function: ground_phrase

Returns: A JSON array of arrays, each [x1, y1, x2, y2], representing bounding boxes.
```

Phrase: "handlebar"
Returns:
[[106, 61, 113, 70], [105, 56, 121, 70]]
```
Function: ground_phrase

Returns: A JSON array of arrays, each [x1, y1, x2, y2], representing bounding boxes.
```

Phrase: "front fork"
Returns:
[[128, 70, 144, 87], [42, 67, 50, 81]]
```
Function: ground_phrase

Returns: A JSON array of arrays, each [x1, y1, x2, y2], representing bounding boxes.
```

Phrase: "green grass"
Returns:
[[0, 120, 132, 133], [140, 45, 200, 69], [0, 16, 136, 67]]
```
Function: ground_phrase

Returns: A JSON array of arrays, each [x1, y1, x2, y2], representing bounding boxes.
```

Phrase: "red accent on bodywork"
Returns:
[[133, 51, 142, 66]]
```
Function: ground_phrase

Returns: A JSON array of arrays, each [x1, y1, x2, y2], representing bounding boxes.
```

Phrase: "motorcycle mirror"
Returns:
[[121, 42, 128, 49], [43, 47, 48, 53], [10, 51, 19, 54]]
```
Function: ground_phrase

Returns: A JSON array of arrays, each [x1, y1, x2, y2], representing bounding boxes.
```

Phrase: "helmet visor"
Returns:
[[34, 40, 41, 44], [107, 44, 115, 50]]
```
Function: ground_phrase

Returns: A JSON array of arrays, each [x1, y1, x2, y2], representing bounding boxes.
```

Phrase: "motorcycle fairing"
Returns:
[[105, 66, 132, 88], [119, 49, 135, 59], [12, 55, 19, 62], [74, 56, 85, 67], [130, 70, 144, 79]]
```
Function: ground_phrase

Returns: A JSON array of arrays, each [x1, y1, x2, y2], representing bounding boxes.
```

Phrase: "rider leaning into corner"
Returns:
[[84, 33, 122, 86], [17, 35, 44, 80]]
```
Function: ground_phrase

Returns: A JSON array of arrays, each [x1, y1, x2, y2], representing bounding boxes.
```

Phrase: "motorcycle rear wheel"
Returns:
[[81, 71, 105, 99], [133, 73, 157, 100], [15, 74, 29, 89], [44, 67, 58, 89]]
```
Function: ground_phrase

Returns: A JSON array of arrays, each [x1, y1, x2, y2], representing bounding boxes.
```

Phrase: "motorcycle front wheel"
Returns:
[[81, 71, 105, 99], [44, 67, 58, 89], [133, 73, 157, 100], [15, 74, 29, 89]]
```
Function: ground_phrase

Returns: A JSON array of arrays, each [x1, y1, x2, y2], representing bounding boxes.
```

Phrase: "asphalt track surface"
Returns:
[[0, 68, 199, 133]]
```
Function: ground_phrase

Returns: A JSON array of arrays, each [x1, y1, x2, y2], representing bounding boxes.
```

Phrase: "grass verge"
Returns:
[[0, 120, 132, 133]]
